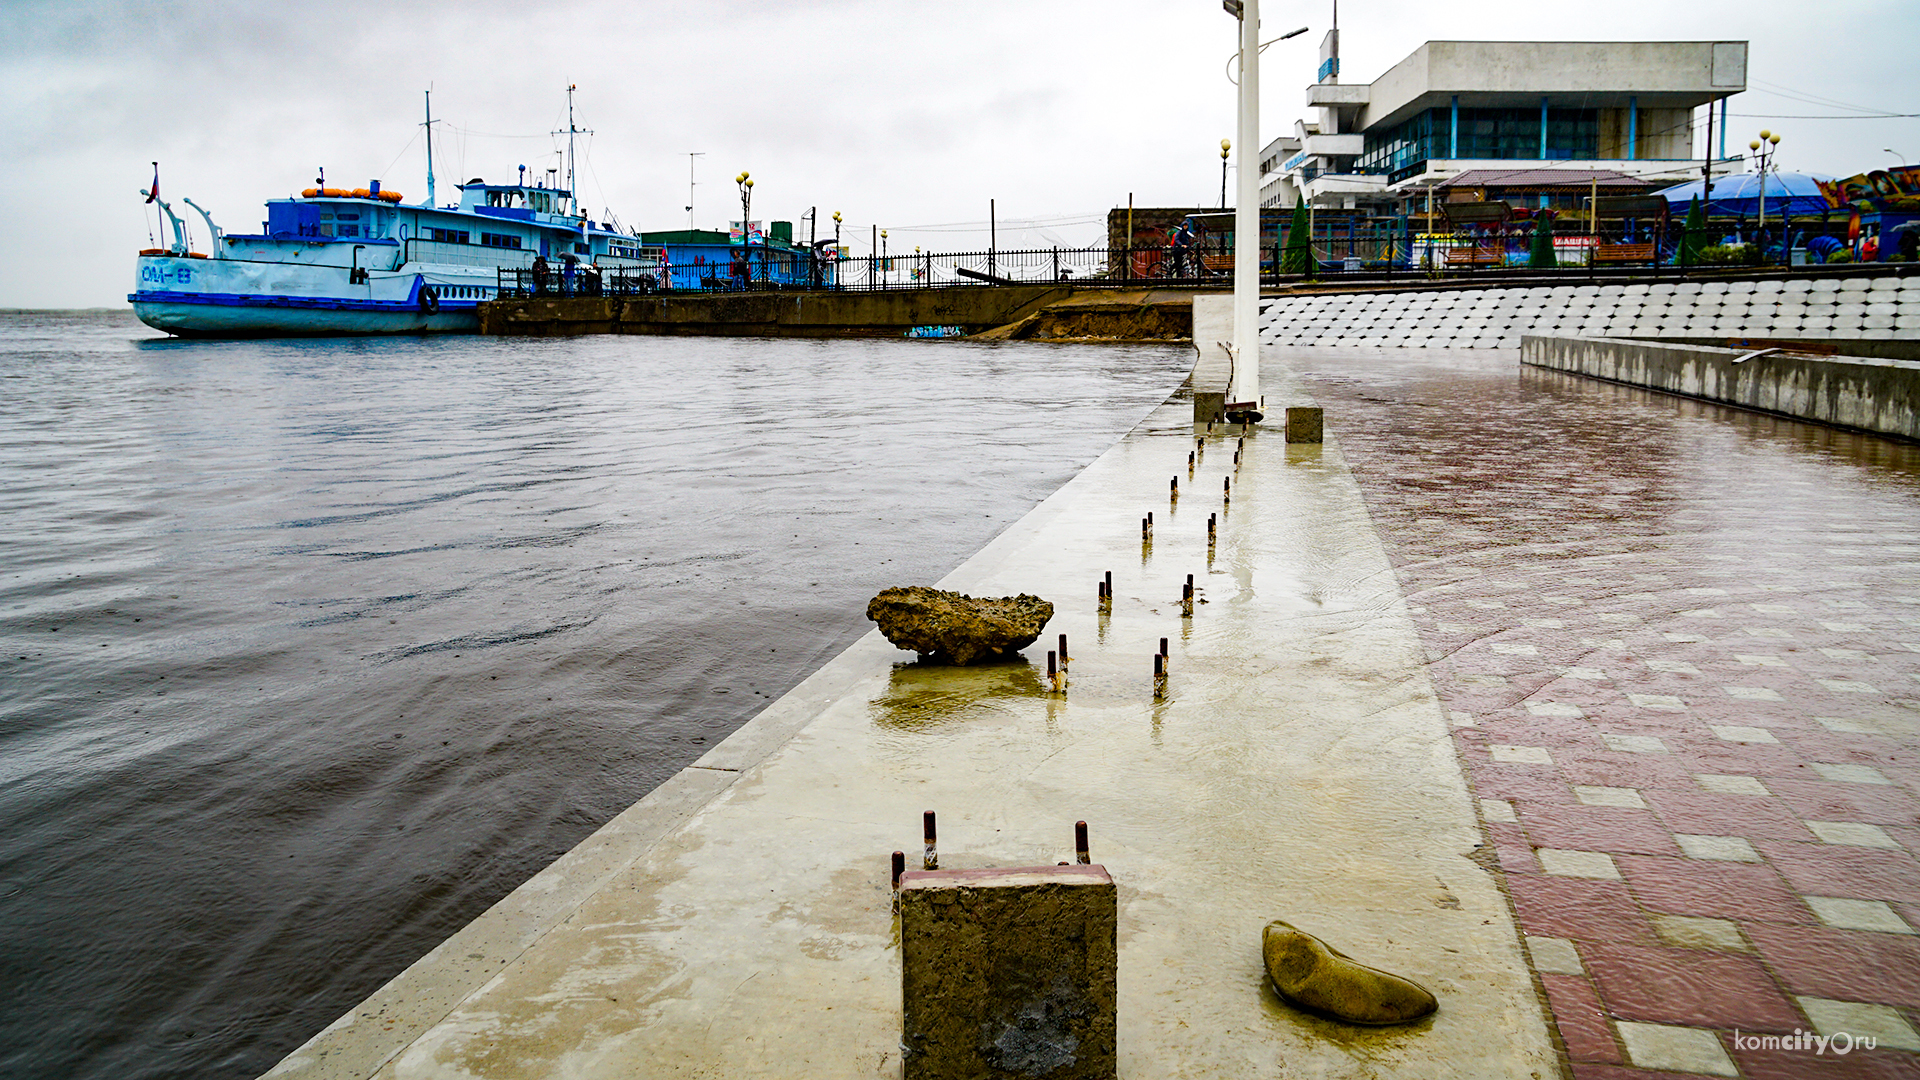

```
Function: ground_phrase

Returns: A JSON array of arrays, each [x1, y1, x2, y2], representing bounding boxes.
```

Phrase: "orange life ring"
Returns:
[[138, 248, 167, 256], [187, 252, 209, 259], [301, 188, 320, 198], [378, 190, 403, 203], [350, 188, 371, 199]]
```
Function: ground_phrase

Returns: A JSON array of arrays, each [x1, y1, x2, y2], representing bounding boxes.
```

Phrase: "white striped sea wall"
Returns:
[[1258, 274, 1920, 350]]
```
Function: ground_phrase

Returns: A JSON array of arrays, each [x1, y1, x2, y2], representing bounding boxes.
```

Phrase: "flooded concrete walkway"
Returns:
[[1292, 347, 1920, 1078], [265, 333, 1559, 1077]]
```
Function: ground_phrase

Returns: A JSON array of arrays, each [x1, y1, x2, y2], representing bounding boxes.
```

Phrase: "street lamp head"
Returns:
[[735, 172, 747, 184], [1221, 138, 1232, 155], [1769, 134, 1781, 146], [744, 178, 753, 189], [1749, 140, 1762, 152], [832, 211, 841, 224], [880, 229, 887, 239], [1758, 129, 1771, 140]]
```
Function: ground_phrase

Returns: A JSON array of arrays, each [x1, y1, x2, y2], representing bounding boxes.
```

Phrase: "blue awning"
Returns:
[[1657, 171, 1836, 218]]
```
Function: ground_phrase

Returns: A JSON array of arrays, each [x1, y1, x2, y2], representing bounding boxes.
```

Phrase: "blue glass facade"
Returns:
[[1358, 106, 1600, 174]]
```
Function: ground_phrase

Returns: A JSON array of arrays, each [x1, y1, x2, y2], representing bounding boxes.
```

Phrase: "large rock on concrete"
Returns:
[[867, 587, 1053, 665]]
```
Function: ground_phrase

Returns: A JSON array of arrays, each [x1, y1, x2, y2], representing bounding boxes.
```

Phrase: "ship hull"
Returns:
[[131, 296, 478, 338], [131, 254, 486, 338]]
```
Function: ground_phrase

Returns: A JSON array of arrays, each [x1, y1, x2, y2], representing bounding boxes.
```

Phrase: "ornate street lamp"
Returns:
[[1220, 139, 1232, 210], [735, 172, 754, 285], [1749, 130, 1780, 235]]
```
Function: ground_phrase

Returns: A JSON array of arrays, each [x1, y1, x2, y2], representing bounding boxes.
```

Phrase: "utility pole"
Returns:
[[686, 152, 704, 231], [989, 198, 997, 280], [1702, 98, 1715, 207]]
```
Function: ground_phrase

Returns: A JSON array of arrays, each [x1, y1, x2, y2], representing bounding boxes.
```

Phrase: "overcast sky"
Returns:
[[3, 0, 1916, 309]]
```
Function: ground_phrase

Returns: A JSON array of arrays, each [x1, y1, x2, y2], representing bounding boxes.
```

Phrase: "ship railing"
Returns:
[[496, 265, 664, 298]]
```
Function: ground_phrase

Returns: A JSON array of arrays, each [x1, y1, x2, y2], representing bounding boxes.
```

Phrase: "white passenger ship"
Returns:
[[130, 93, 660, 338]]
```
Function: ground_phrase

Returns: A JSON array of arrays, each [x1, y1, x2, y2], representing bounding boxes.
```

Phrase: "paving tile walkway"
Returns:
[[1288, 346, 1920, 1079]]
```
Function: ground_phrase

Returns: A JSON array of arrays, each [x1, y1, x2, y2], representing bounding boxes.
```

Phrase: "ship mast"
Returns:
[[422, 88, 438, 208], [554, 85, 591, 219]]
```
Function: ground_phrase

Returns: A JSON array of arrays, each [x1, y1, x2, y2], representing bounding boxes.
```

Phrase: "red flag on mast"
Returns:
[[146, 162, 159, 203]]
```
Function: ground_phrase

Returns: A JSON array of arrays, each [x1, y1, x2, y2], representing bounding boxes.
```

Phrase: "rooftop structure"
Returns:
[[1267, 37, 1751, 214]]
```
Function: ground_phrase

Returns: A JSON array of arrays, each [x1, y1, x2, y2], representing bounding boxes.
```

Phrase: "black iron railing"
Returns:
[[487, 226, 1863, 300]]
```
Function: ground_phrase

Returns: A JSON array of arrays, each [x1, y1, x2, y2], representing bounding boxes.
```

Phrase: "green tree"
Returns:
[[1280, 200, 1313, 276], [1528, 212, 1558, 269], [1678, 195, 1706, 266]]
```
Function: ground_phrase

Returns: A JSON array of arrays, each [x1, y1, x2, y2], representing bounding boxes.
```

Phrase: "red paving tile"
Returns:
[[1615, 855, 1815, 925], [1582, 942, 1804, 1031], [1508, 875, 1656, 946], [1541, 972, 1623, 1065], [1732, 1044, 1920, 1080], [1765, 777, 1920, 828], [1756, 842, 1920, 902], [1639, 789, 1818, 842], [1516, 804, 1685, 857], [1743, 922, 1920, 1010], [1570, 1064, 1724, 1080]]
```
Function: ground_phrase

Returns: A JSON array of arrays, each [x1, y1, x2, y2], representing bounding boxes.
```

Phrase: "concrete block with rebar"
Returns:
[[899, 864, 1117, 1080]]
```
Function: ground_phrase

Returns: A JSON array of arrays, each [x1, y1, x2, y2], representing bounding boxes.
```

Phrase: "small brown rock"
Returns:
[[866, 586, 1053, 665]]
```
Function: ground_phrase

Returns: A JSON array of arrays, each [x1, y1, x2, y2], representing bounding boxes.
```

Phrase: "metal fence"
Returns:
[[493, 224, 1845, 300]]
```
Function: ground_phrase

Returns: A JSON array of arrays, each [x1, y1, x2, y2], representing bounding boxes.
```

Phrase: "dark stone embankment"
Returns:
[[477, 286, 1211, 342]]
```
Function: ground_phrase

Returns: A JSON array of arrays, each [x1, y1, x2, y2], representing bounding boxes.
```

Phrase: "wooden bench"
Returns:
[[1444, 247, 1502, 268], [1594, 242, 1657, 264]]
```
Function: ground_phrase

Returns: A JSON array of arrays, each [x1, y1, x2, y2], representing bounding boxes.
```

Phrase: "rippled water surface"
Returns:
[[0, 311, 1188, 1079]]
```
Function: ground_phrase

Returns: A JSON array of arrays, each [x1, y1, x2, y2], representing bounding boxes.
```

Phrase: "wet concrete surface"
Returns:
[[263, 326, 1560, 1077], [1290, 346, 1920, 1078]]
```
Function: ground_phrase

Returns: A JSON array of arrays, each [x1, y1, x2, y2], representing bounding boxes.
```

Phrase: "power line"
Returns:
[[1731, 112, 1920, 120]]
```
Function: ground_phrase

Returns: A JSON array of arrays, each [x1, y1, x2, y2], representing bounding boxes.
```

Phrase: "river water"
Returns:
[[0, 311, 1189, 1079]]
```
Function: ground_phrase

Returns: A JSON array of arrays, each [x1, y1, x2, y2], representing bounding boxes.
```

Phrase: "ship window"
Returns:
[[338, 224, 360, 237], [336, 213, 360, 221], [574, 242, 590, 255], [480, 232, 523, 249], [319, 223, 334, 237], [429, 228, 470, 244]]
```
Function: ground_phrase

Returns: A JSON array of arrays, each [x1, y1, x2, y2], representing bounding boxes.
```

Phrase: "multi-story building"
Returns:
[[1266, 36, 1750, 215]]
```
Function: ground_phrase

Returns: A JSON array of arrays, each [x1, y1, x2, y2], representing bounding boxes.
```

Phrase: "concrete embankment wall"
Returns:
[[478, 285, 1209, 340], [1259, 269, 1919, 354], [1521, 335, 1920, 442]]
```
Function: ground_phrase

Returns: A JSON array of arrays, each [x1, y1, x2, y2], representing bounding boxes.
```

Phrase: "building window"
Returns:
[[480, 233, 523, 249]]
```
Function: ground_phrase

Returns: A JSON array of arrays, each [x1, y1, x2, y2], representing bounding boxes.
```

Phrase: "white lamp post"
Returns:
[[1227, 0, 1262, 423]]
